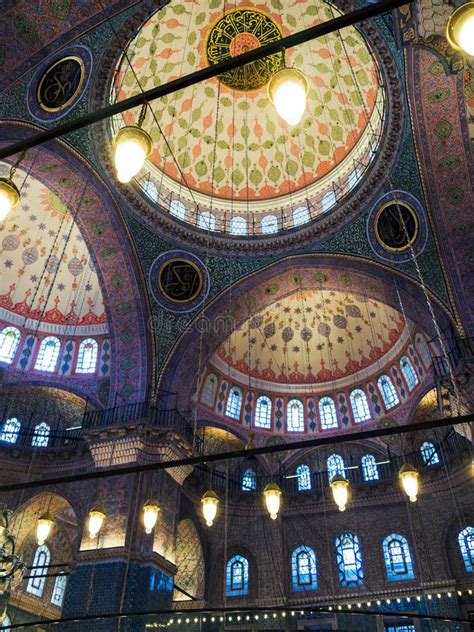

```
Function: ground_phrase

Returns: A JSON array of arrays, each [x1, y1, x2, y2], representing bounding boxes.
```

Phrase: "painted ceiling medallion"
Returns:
[[149, 250, 210, 313], [205, 9, 284, 91]]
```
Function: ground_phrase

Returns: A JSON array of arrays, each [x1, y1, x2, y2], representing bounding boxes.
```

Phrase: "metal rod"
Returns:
[[0, 413, 471, 493], [0, 0, 412, 162]]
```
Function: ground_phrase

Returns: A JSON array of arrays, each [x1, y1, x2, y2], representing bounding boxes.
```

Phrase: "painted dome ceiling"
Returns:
[[0, 165, 107, 335], [111, 0, 384, 236], [210, 287, 410, 390]]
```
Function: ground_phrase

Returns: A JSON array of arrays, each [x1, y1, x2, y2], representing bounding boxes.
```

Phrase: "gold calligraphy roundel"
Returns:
[[374, 202, 419, 252], [36, 56, 86, 113], [205, 8, 284, 91]]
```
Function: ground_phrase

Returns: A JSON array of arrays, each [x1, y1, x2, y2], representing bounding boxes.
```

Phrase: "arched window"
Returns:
[[32, 422, 50, 448], [170, 199, 186, 220], [361, 454, 379, 482], [51, 573, 67, 607], [201, 373, 218, 407], [0, 417, 21, 444], [319, 396, 338, 429], [242, 468, 256, 492], [142, 178, 158, 202], [321, 190, 337, 213], [27, 544, 51, 597], [230, 216, 247, 235], [0, 326, 21, 363], [458, 527, 474, 572], [400, 356, 419, 391], [382, 534, 414, 581], [296, 464, 312, 491], [261, 215, 278, 234], [420, 441, 440, 465], [327, 454, 346, 483], [292, 206, 310, 226], [226, 555, 249, 597], [2, 615, 10, 632], [197, 210, 216, 231], [254, 395, 272, 429], [226, 386, 243, 420], [287, 399, 304, 432], [350, 389, 371, 422], [377, 374, 399, 409], [335, 533, 364, 587], [347, 167, 361, 190], [414, 333, 431, 368], [76, 338, 98, 373], [34, 336, 60, 372], [291, 546, 317, 591]]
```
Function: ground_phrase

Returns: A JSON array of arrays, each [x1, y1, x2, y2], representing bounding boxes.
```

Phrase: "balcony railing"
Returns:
[[432, 336, 474, 377]]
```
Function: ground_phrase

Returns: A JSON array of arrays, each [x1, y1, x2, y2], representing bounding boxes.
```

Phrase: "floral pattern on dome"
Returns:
[[111, 0, 385, 234]]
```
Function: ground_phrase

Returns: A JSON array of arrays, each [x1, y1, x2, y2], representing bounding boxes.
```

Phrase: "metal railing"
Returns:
[[432, 336, 474, 377], [0, 425, 83, 450]]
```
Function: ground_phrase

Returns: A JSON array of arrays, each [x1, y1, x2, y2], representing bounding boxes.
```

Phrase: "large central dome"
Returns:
[[111, 0, 386, 237]]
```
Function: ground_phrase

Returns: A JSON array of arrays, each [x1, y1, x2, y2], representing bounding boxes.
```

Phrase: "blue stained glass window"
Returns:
[[76, 338, 98, 373], [336, 532, 364, 587], [27, 544, 50, 597], [142, 178, 158, 202], [0, 326, 21, 363], [322, 191, 337, 213], [0, 417, 21, 444], [327, 454, 346, 483], [319, 396, 338, 429], [377, 374, 400, 409], [458, 526, 474, 572], [51, 573, 67, 606], [287, 399, 304, 432], [400, 355, 419, 391], [226, 386, 243, 420], [32, 422, 50, 448], [291, 546, 317, 591], [383, 534, 414, 581], [226, 555, 249, 596], [35, 336, 61, 372], [242, 468, 256, 492], [350, 389, 371, 422], [385, 625, 415, 632], [296, 464, 312, 491], [361, 454, 379, 481], [420, 441, 440, 465], [255, 395, 272, 428]]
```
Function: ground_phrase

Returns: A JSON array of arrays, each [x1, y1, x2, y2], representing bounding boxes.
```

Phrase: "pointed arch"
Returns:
[[226, 386, 243, 420], [76, 338, 98, 373], [254, 395, 272, 429], [242, 468, 257, 492], [327, 454, 346, 482], [361, 454, 379, 481], [296, 464, 312, 491], [458, 527, 474, 572], [382, 534, 414, 581], [400, 355, 419, 391], [350, 388, 371, 422], [377, 374, 400, 409], [335, 532, 363, 587], [27, 544, 51, 597], [226, 555, 249, 596], [287, 399, 304, 432], [291, 546, 317, 591], [0, 326, 21, 363], [35, 337, 61, 372], [319, 396, 338, 429]]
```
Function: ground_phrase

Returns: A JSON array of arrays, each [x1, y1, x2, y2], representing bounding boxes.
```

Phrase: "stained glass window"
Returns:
[[291, 546, 317, 591], [322, 190, 337, 213], [197, 211, 216, 231], [327, 454, 346, 483], [76, 338, 98, 373], [335, 532, 364, 587], [319, 397, 338, 429], [230, 216, 247, 235], [458, 526, 474, 572], [287, 399, 304, 432], [385, 624, 415, 632], [51, 573, 67, 607], [255, 395, 272, 429], [242, 468, 256, 492], [261, 215, 278, 234], [0, 417, 21, 444], [296, 464, 312, 491], [361, 454, 379, 481], [292, 206, 310, 226], [420, 441, 440, 465], [348, 167, 361, 190], [201, 373, 218, 407], [27, 544, 50, 597], [226, 386, 243, 420], [2, 615, 10, 632], [400, 355, 419, 391], [32, 422, 50, 448], [350, 389, 371, 422], [383, 534, 414, 581], [170, 199, 186, 220], [142, 178, 158, 202], [377, 374, 399, 409], [35, 336, 60, 372], [226, 555, 249, 596], [0, 326, 21, 363]]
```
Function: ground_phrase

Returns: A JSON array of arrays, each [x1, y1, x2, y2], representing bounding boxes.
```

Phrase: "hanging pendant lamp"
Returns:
[[330, 475, 350, 512], [36, 512, 54, 545], [267, 67, 309, 126], [263, 482, 282, 519], [88, 504, 106, 538], [399, 463, 419, 502], [0, 177, 20, 222], [201, 490, 219, 527], [446, 2, 474, 56]]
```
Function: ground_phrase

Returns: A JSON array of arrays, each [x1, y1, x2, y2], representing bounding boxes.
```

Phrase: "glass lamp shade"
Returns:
[[113, 126, 153, 183], [399, 464, 419, 502], [0, 177, 20, 222], [446, 2, 474, 56], [267, 68, 309, 126], [88, 504, 106, 538], [263, 482, 282, 520], [36, 512, 54, 545], [201, 490, 219, 527], [143, 499, 160, 534], [330, 475, 350, 512]]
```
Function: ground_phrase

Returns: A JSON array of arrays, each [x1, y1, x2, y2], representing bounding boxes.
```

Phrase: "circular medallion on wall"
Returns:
[[149, 250, 210, 313], [27, 46, 93, 122], [367, 191, 428, 262]]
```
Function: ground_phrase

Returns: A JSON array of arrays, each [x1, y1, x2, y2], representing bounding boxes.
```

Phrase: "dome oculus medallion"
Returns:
[[111, 0, 387, 238]]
